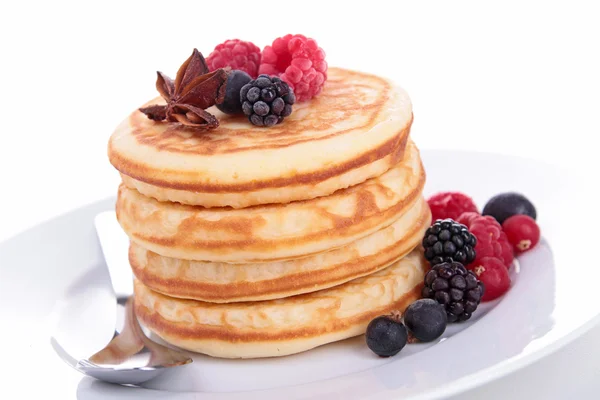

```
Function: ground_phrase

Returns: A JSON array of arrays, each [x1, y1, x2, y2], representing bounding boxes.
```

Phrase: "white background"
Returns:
[[1, 0, 599, 398]]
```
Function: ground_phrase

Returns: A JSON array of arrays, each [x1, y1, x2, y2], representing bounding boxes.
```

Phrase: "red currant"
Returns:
[[502, 215, 541, 254], [471, 257, 511, 301]]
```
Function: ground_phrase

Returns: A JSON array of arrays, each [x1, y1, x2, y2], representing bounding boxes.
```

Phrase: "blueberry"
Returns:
[[482, 192, 537, 224], [216, 70, 252, 115], [403, 299, 447, 342], [365, 315, 408, 357]]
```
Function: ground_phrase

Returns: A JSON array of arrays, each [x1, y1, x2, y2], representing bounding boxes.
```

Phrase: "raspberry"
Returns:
[[258, 34, 327, 102], [468, 216, 514, 268], [427, 192, 479, 223], [457, 212, 480, 228], [472, 257, 510, 301], [502, 215, 541, 253], [206, 39, 261, 78]]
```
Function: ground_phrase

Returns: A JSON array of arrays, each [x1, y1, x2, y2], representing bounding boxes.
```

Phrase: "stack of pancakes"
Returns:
[[108, 68, 431, 358]]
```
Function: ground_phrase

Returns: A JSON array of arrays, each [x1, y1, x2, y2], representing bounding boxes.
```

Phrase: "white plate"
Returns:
[[1, 149, 598, 400]]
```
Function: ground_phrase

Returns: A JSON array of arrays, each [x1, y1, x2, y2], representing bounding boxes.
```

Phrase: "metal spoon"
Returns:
[[51, 213, 192, 385]]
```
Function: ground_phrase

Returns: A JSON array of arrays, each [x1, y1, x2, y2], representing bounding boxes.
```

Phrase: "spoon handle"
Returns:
[[95, 211, 133, 298], [89, 297, 144, 364]]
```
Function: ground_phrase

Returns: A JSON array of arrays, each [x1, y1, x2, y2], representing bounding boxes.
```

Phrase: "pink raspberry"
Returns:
[[427, 192, 479, 222], [206, 39, 261, 78], [457, 212, 480, 227], [258, 34, 327, 102], [468, 216, 515, 268]]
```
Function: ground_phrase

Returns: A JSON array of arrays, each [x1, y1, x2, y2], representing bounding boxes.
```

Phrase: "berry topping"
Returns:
[[365, 314, 408, 357], [472, 257, 511, 301], [240, 75, 295, 127], [468, 216, 514, 268], [457, 211, 480, 228], [206, 39, 262, 78], [422, 219, 477, 266], [258, 34, 327, 102], [216, 70, 252, 115], [422, 261, 484, 322], [502, 215, 541, 253], [427, 192, 479, 222], [403, 299, 447, 342], [482, 192, 537, 224]]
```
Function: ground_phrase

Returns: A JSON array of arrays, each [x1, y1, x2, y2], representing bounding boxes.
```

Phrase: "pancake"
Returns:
[[109, 68, 413, 209], [116, 140, 425, 263], [134, 250, 426, 358], [129, 197, 430, 302]]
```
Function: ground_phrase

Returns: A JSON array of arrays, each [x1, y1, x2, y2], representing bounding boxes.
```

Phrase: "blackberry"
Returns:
[[422, 219, 477, 266], [422, 261, 485, 322], [240, 74, 295, 127]]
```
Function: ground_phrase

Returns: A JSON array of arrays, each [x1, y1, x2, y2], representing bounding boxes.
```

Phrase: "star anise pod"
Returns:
[[139, 49, 228, 129]]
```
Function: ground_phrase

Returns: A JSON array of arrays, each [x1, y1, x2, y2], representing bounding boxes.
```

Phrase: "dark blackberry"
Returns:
[[240, 74, 295, 127], [422, 261, 485, 322], [422, 219, 477, 266]]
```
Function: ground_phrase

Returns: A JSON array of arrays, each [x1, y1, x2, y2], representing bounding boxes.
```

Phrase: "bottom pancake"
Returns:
[[129, 197, 430, 303], [134, 250, 426, 359]]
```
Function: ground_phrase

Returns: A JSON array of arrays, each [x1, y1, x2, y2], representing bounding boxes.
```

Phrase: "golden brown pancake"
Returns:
[[129, 197, 430, 302], [116, 140, 425, 263], [134, 250, 426, 358], [108, 68, 413, 209]]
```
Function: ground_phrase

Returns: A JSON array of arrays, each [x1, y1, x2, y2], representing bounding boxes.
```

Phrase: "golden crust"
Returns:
[[129, 198, 430, 302], [116, 141, 425, 262], [108, 68, 413, 208], [134, 250, 426, 358]]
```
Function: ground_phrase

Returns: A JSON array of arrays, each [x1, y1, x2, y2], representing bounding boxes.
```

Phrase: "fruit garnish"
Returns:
[[427, 192, 479, 222], [422, 261, 484, 323], [403, 299, 447, 342], [457, 211, 480, 227], [216, 70, 252, 115], [241, 75, 296, 127], [139, 49, 228, 129], [472, 257, 510, 301], [206, 39, 262, 78], [365, 314, 408, 357], [502, 214, 541, 253], [468, 215, 514, 268], [422, 219, 477, 266], [482, 192, 537, 224], [258, 34, 327, 102]]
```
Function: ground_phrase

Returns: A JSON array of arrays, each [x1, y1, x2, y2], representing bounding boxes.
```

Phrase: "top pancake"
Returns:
[[108, 68, 413, 208]]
